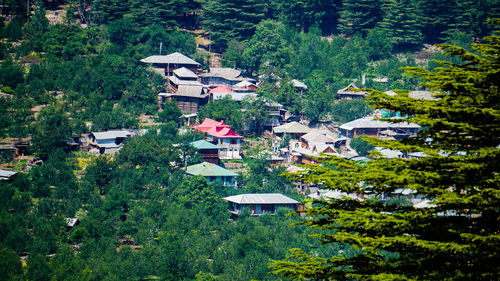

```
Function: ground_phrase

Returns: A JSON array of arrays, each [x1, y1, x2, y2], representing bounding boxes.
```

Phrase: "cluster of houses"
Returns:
[[0, 51, 438, 217]]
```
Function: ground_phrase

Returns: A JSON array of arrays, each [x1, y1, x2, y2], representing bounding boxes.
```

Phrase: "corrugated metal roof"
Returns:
[[337, 82, 368, 96], [140, 52, 200, 65], [0, 169, 17, 179], [292, 79, 307, 89], [200, 67, 249, 81], [340, 117, 420, 130], [223, 193, 299, 204], [273, 121, 311, 134], [168, 75, 203, 86], [190, 140, 220, 150], [173, 67, 198, 78], [385, 90, 438, 100], [186, 162, 238, 177], [92, 130, 133, 140], [167, 85, 207, 98]]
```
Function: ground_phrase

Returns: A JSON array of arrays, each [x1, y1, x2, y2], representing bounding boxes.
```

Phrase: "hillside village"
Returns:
[[0, 1, 498, 280]]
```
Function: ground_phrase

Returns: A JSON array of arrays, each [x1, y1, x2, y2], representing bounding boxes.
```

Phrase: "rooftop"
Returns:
[[0, 169, 17, 179], [190, 140, 220, 150], [340, 117, 421, 130], [200, 67, 254, 81], [193, 118, 243, 139], [167, 85, 207, 98], [173, 67, 198, 79], [168, 75, 203, 86], [223, 193, 299, 205], [273, 121, 311, 134], [385, 90, 439, 101], [91, 130, 134, 140], [186, 162, 238, 177], [337, 83, 368, 96], [292, 79, 308, 89], [140, 52, 200, 65]]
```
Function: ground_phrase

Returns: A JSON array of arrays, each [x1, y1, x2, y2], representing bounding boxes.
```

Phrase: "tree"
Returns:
[[197, 96, 243, 132], [349, 136, 374, 156], [338, 0, 383, 37], [271, 23, 500, 280], [378, 0, 423, 51], [31, 105, 72, 159], [157, 101, 182, 124]]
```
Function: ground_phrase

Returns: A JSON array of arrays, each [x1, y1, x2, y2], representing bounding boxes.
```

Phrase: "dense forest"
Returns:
[[0, 0, 499, 280]]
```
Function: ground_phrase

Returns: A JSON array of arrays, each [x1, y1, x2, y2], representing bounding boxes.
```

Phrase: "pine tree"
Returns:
[[379, 0, 423, 50], [270, 22, 500, 280], [338, 0, 383, 37]]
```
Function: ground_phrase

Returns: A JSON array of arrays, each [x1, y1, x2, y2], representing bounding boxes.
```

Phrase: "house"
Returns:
[[209, 85, 257, 102], [292, 79, 308, 90], [141, 52, 201, 77], [185, 162, 238, 186], [337, 83, 368, 100], [300, 129, 346, 151], [190, 140, 220, 165], [159, 85, 209, 114], [233, 80, 258, 92], [88, 130, 134, 154], [273, 121, 311, 141], [339, 117, 420, 138], [0, 169, 17, 181], [223, 193, 302, 216], [167, 67, 203, 92], [193, 118, 243, 159], [200, 67, 255, 88]]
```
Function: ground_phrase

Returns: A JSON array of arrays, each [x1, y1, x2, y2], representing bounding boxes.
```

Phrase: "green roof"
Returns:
[[186, 162, 238, 177], [190, 140, 220, 150]]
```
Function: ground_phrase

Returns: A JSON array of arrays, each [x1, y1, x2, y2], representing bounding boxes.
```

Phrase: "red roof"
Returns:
[[193, 118, 243, 139], [208, 86, 233, 94]]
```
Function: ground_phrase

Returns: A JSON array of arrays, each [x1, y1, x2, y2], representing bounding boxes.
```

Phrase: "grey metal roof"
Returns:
[[92, 130, 133, 140], [168, 75, 203, 86], [140, 52, 200, 65], [292, 79, 307, 89], [173, 67, 198, 79], [301, 129, 340, 143], [340, 117, 420, 130], [385, 90, 438, 100], [273, 122, 311, 134], [0, 169, 17, 179], [337, 82, 368, 96], [223, 193, 299, 205], [200, 67, 255, 82], [167, 85, 207, 98]]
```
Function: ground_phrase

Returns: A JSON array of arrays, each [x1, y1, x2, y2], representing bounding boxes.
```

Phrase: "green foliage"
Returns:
[[0, 56, 24, 88], [330, 99, 372, 124], [271, 27, 500, 280], [157, 101, 182, 124], [31, 105, 73, 159], [338, 0, 383, 37], [349, 136, 375, 156], [198, 96, 243, 132]]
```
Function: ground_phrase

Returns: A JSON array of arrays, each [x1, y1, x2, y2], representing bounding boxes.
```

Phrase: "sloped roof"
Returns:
[[190, 140, 220, 150], [337, 82, 368, 96], [186, 162, 238, 177], [340, 117, 421, 130], [200, 67, 252, 81], [223, 193, 299, 204], [273, 121, 311, 134], [92, 130, 134, 140], [173, 67, 198, 79], [168, 75, 203, 86], [209, 86, 233, 94], [292, 79, 307, 89], [140, 52, 200, 65], [385, 90, 438, 100], [234, 80, 256, 88], [0, 169, 17, 179], [193, 118, 243, 138], [301, 129, 340, 144], [170, 85, 207, 98]]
